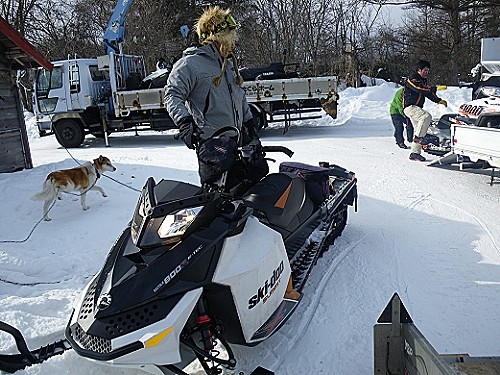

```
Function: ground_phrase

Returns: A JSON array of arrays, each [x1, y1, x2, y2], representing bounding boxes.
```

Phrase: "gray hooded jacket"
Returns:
[[165, 43, 252, 138]]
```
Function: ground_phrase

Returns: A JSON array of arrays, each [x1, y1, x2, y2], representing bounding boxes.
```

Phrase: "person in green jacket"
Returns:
[[389, 87, 414, 149]]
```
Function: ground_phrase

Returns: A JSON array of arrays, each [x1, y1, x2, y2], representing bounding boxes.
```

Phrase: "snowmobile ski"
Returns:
[[0, 321, 71, 373]]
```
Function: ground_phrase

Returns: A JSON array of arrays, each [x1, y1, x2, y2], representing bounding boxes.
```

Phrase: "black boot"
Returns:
[[397, 142, 409, 149], [409, 153, 426, 161]]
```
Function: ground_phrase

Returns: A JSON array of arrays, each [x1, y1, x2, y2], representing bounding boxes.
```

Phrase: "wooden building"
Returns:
[[0, 16, 52, 173]]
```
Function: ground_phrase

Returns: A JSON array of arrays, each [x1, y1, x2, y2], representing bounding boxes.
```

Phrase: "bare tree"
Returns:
[[123, 0, 197, 71], [6, 0, 500, 90], [238, 0, 350, 77], [363, 0, 500, 83], [1, 0, 39, 36]]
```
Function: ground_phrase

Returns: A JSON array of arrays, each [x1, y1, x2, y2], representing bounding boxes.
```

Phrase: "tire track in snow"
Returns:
[[429, 195, 500, 256], [269, 233, 369, 373], [406, 193, 500, 256], [405, 192, 431, 210]]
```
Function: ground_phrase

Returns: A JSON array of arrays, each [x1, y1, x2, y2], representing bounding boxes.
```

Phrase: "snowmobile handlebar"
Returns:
[[261, 145, 294, 158]]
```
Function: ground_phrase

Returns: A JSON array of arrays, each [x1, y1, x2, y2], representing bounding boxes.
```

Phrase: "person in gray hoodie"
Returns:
[[165, 6, 258, 149], [165, 7, 300, 300]]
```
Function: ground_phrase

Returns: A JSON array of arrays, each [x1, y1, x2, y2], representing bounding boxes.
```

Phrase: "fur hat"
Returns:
[[195, 6, 243, 86], [196, 6, 239, 57]]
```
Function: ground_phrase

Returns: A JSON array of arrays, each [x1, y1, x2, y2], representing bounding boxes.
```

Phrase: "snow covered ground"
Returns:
[[1, 83, 499, 375]]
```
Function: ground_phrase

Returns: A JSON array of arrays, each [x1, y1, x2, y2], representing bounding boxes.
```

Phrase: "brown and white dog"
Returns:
[[31, 155, 116, 221]]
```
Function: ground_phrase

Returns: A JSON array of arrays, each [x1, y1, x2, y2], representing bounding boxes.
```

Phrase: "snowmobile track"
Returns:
[[272, 232, 369, 373]]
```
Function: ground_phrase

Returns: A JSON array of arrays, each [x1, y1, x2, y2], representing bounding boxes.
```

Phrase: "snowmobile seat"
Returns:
[[243, 172, 314, 231]]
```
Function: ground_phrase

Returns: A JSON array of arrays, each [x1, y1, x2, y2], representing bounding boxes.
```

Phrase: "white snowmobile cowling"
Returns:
[[213, 216, 291, 343]]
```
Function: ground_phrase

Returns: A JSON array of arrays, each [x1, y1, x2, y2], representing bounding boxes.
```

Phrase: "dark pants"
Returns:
[[390, 114, 414, 144]]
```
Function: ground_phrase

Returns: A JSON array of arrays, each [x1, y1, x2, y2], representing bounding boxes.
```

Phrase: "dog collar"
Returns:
[[93, 164, 101, 179]]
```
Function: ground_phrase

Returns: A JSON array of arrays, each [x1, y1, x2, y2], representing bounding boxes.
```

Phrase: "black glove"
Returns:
[[176, 117, 203, 149], [243, 117, 259, 142]]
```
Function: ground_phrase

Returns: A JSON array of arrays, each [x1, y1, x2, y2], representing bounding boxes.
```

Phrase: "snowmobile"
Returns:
[[422, 97, 500, 157], [421, 114, 454, 156], [0, 128, 357, 375], [239, 62, 300, 81]]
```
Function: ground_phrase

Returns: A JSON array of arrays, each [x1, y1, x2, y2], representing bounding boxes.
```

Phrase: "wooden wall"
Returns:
[[0, 60, 33, 173]]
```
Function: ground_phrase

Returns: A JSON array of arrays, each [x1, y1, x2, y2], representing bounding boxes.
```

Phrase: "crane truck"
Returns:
[[32, 1, 339, 148]]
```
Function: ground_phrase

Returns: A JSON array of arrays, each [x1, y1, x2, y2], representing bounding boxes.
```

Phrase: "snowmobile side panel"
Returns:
[[213, 216, 290, 343]]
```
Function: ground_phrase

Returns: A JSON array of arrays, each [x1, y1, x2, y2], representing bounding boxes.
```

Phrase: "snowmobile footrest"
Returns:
[[250, 299, 299, 341], [250, 366, 275, 374]]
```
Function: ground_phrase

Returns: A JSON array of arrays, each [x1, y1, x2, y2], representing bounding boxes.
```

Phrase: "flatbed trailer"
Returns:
[[429, 116, 500, 184], [374, 294, 500, 375]]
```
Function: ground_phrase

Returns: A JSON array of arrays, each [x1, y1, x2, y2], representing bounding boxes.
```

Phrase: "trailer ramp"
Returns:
[[374, 293, 500, 375]]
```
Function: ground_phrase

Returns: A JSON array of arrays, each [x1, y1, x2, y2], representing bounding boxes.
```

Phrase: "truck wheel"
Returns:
[[250, 105, 266, 131], [54, 119, 84, 148]]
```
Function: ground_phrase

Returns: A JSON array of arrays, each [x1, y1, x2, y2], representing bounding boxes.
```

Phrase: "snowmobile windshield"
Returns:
[[131, 178, 155, 246], [479, 86, 500, 98]]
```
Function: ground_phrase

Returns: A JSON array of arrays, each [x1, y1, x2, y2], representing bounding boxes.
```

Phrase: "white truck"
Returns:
[[429, 99, 500, 184], [470, 37, 500, 100], [451, 122, 500, 169], [34, 53, 174, 148], [428, 36, 500, 181], [32, 1, 338, 148], [33, 54, 338, 148]]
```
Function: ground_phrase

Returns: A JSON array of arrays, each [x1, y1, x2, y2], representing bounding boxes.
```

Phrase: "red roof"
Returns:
[[0, 16, 52, 71]]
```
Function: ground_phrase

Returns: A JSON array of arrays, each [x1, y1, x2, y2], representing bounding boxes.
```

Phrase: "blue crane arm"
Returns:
[[103, 0, 135, 54]]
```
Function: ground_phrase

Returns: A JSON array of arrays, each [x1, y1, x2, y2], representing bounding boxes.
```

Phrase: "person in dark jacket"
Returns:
[[389, 87, 414, 149], [403, 60, 447, 161]]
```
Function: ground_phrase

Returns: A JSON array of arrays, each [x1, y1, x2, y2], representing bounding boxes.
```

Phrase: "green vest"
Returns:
[[389, 87, 405, 116]]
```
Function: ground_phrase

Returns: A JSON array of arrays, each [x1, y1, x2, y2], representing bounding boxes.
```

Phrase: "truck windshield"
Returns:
[[89, 65, 109, 81], [36, 67, 63, 95]]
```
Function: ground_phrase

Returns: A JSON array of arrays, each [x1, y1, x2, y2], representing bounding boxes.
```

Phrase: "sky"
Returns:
[[1, 82, 500, 375]]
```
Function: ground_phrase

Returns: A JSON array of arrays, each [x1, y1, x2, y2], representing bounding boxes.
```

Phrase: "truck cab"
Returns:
[[33, 54, 176, 148], [34, 58, 111, 147]]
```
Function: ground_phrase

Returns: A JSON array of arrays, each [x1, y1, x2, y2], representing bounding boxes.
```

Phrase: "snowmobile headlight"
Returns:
[[135, 206, 202, 248], [156, 206, 203, 242], [479, 86, 500, 98], [135, 206, 203, 248]]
